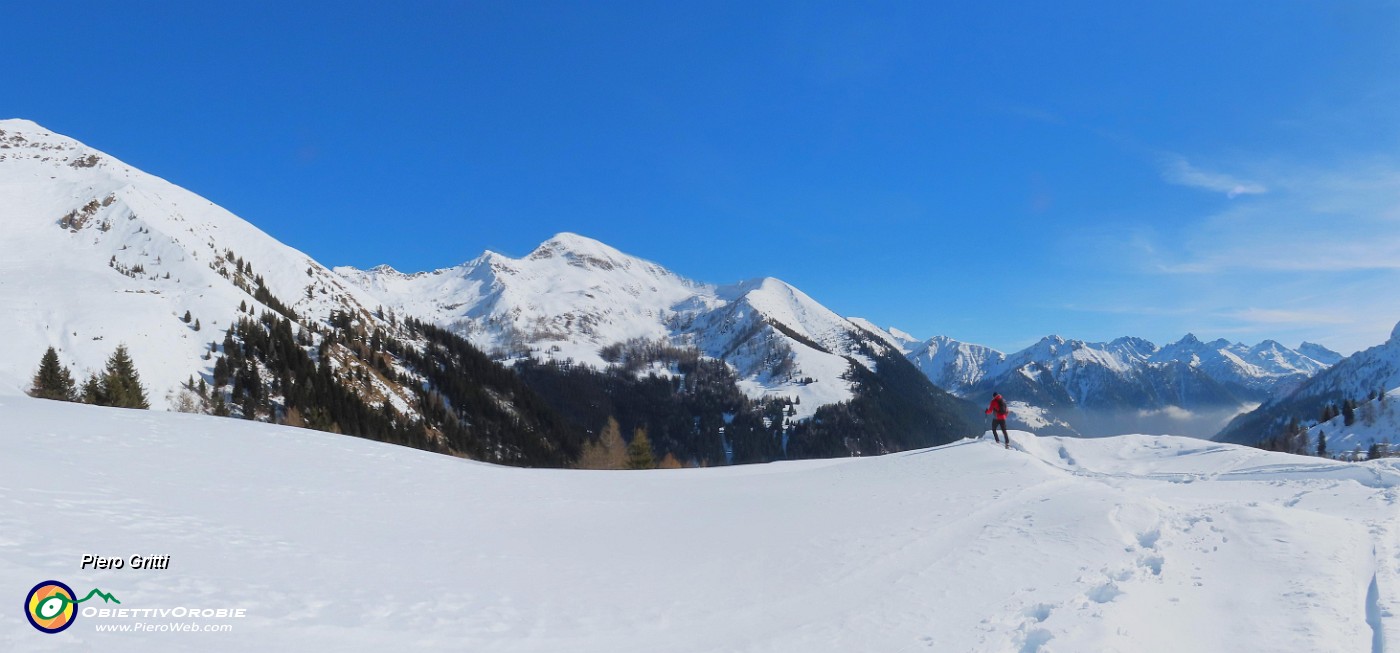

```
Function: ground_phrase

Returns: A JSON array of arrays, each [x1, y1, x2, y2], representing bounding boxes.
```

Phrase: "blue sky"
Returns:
[[7, 1, 1400, 354]]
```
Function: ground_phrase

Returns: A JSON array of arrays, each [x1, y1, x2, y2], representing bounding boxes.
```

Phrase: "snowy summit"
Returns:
[[337, 233, 902, 418]]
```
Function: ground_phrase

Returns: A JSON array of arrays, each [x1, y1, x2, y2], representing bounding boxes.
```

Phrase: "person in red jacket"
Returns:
[[985, 392, 1011, 448]]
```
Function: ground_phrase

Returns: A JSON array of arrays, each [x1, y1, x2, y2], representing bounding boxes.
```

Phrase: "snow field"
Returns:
[[2, 396, 1397, 652]]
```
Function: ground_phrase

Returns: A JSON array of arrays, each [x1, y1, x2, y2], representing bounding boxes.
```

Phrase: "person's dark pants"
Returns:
[[992, 418, 1009, 444]]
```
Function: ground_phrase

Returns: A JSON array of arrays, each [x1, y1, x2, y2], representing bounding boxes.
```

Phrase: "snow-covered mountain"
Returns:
[[0, 119, 585, 465], [865, 326, 1338, 437], [1219, 320, 1400, 445], [6, 394, 1397, 651], [339, 234, 981, 456], [905, 334, 1007, 391], [0, 118, 381, 403], [0, 120, 976, 464], [339, 234, 909, 419], [1152, 334, 1329, 395], [3, 117, 1348, 457]]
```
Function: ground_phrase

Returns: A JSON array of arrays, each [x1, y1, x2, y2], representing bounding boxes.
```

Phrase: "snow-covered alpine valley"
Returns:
[[4, 116, 1399, 651], [3, 395, 1396, 652]]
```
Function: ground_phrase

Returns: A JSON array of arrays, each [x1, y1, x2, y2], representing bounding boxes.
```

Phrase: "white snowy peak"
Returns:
[[339, 235, 899, 417], [1298, 341, 1344, 366], [906, 335, 1007, 391], [337, 233, 711, 365]]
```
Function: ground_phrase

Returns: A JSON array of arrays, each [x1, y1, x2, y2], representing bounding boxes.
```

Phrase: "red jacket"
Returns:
[[985, 396, 1008, 419]]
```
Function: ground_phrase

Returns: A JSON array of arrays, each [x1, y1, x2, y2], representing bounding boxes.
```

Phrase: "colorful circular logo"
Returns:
[[25, 580, 77, 634]]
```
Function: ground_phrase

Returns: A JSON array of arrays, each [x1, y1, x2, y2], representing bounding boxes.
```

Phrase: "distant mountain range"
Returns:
[[856, 329, 1339, 437]]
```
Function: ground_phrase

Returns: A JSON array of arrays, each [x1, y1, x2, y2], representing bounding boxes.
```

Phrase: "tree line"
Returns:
[[29, 345, 149, 409], [24, 303, 977, 471]]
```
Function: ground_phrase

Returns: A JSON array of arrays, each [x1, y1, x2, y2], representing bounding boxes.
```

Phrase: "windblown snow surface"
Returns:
[[3, 396, 1398, 652]]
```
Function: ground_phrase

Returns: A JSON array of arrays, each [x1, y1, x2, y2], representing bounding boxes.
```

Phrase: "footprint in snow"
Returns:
[[1087, 582, 1123, 604], [1023, 603, 1054, 623]]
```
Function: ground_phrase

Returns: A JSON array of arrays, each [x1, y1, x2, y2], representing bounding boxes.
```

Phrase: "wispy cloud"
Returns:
[[1154, 161, 1400, 274], [1162, 157, 1267, 198], [1219, 308, 1350, 326], [1062, 154, 1400, 353], [1136, 406, 1196, 421], [1058, 303, 1202, 317]]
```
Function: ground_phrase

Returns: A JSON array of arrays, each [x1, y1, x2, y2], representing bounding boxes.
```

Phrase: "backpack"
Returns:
[[993, 396, 1006, 415]]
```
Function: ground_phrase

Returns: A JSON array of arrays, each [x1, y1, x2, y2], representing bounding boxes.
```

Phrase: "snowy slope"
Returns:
[[0, 119, 384, 406], [339, 235, 903, 418], [3, 395, 1397, 652], [1221, 321, 1400, 445], [1300, 341, 1345, 366], [1306, 388, 1400, 456]]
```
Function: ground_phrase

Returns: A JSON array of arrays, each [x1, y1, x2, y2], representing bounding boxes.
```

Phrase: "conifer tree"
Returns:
[[578, 416, 627, 469], [182, 310, 192, 324], [213, 357, 230, 387], [29, 347, 76, 401], [1343, 399, 1356, 426], [80, 374, 103, 405], [211, 394, 230, 417], [1316, 431, 1327, 458], [657, 452, 683, 469], [627, 426, 656, 470], [98, 345, 150, 409]]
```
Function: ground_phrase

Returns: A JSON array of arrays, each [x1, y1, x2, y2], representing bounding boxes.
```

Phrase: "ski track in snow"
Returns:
[[2, 396, 1398, 652]]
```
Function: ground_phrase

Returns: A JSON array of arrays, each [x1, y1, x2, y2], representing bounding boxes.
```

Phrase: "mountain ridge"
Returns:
[[337, 232, 895, 419], [861, 325, 1339, 437]]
